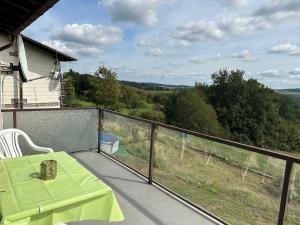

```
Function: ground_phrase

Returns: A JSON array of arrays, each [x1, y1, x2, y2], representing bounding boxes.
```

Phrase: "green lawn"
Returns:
[[69, 99, 96, 107]]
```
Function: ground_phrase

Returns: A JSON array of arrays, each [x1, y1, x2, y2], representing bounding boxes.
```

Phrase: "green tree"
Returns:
[[120, 85, 144, 109], [62, 71, 76, 106], [92, 66, 120, 109], [165, 89, 225, 136], [277, 120, 300, 152], [208, 69, 281, 147]]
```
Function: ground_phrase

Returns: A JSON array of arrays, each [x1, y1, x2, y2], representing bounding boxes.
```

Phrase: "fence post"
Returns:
[[98, 109, 103, 153], [148, 123, 157, 185], [13, 110, 17, 128], [277, 160, 294, 225]]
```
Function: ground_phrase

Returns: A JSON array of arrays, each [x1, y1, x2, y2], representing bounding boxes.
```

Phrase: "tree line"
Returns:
[[63, 67, 300, 153]]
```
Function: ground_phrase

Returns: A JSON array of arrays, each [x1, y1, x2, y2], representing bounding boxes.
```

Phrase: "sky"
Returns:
[[23, 0, 300, 89]]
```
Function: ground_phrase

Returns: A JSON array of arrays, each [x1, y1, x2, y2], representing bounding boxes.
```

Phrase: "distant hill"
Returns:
[[276, 89, 300, 97], [276, 89, 300, 106], [119, 80, 190, 91], [276, 88, 300, 93]]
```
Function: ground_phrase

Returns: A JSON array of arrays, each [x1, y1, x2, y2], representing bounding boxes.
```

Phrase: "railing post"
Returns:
[[98, 108, 103, 154], [148, 123, 157, 185], [12, 110, 17, 128], [277, 160, 294, 225]]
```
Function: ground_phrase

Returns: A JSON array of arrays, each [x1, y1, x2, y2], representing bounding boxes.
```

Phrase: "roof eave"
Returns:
[[11, 0, 60, 36], [21, 35, 77, 62]]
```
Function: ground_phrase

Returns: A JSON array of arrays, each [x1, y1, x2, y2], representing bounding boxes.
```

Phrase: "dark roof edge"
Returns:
[[21, 35, 77, 62], [11, 0, 60, 36]]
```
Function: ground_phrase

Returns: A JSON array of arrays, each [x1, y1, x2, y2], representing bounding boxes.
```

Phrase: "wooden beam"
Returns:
[[0, 7, 24, 19], [1, 0, 31, 13], [0, 17, 19, 26], [0, 22, 14, 30], [11, 0, 59, 35]]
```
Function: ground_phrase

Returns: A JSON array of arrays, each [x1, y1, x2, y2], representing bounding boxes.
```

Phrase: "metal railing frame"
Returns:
[[2, 106, 299, 225]]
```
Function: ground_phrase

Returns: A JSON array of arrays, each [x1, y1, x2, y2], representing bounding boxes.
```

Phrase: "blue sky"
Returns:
[[24, 0, 300, 88]]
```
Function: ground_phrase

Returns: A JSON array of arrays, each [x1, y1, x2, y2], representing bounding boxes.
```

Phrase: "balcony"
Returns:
[[2, 108, 300, 225], [71, 151, 217, 225]]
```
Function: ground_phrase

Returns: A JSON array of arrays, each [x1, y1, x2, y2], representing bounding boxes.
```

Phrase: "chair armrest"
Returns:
[[19, 130, 54, 153], [31, 146, 54, 153]]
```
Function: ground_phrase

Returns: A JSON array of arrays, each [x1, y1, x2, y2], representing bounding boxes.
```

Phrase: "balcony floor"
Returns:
[[69, 151, 220, 225]]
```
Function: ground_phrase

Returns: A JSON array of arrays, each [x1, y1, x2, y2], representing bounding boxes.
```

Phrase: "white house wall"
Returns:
[[0, 34, 61, 109], [23, 42, 60, 108], [0, 35, 19, 108]]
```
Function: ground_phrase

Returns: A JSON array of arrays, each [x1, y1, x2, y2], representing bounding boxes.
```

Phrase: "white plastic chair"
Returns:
[[0, 128, 53, 159]]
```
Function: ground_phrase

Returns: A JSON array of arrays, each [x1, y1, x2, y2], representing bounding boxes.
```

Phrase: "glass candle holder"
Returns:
[[40, 160, 57, 180]]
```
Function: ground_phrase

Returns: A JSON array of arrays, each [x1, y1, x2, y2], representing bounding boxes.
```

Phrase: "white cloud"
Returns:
[[268, 43, 300, 55], [145, 48, 162, 56], [173, 0, 300, 44], [43, 41, 103, 58], [173, 15, 271, 43], [42, 40, 75, 56], [255, 0, 300, 17], [178, 40, 191, 47], [173, 20, 224, 42], [102, 0, 170, 26], [232, 50, 254, 61], [53, 24, 123, 46], [169, 62, 181, 67], [232, 50, 250, 58], [77, 47, 104, 57], [289, 68, 300, 75], [221, 0, 248, 7], [259, 69, 281, 78], [210, 53, 222, 60], [189, 57, 204, 64], [138, 37, 160, 46]]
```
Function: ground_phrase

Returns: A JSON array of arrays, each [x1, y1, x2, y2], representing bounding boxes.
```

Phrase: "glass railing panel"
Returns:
[[16, 109, 98, 153], [285, 163, 300, 225], [153, 126, 286, 225], [102, 111, 151, 176], [2, 111, 13, 129]]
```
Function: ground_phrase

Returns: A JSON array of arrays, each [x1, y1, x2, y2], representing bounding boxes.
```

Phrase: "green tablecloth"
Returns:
[[0, 152, 124, 225]]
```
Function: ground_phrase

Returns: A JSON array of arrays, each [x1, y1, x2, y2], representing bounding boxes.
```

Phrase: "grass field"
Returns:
[[103, 111, 300, 225], [68, 98, 96, 107]]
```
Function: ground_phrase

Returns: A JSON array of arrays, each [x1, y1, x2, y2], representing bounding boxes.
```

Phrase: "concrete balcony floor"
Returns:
[[69, 151, 220, 225]]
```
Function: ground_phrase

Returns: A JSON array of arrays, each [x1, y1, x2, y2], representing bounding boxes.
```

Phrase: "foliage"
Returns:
[[63, 67, 300, 153], [62, 73, 75, 105], [64, 67, 120, 109], [92, 66, 120, 109], [68, 98, 96, 107], [207, 70, 279, 147], [119, 85, 145, 109], [277, 120, 300, 152], [278, 94, 300, 122], [128, 108, 166, 122], [164, 89, 225, 136]]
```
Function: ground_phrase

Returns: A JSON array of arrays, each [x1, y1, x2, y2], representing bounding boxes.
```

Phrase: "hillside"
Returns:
[[276, 89, 300, 106], [119, 80, 190, 90]]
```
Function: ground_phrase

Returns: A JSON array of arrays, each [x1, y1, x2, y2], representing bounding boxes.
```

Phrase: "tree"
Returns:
[[62, 70, 76, 106], [92, 66, 120, 109], [120, 85, 144, 109], [208, 69, 281, 147], [165, 89, 225, 136]]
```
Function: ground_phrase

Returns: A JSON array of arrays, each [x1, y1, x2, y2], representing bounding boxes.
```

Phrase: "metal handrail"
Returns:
[[101, 108, 300, 164]]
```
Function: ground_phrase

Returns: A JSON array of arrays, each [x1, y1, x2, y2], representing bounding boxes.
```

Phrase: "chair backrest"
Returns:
[[0, 129, 29, 159]]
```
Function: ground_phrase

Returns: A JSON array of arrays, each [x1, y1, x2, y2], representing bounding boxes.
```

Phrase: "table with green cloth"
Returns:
[[0, 151, 124, 225]]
